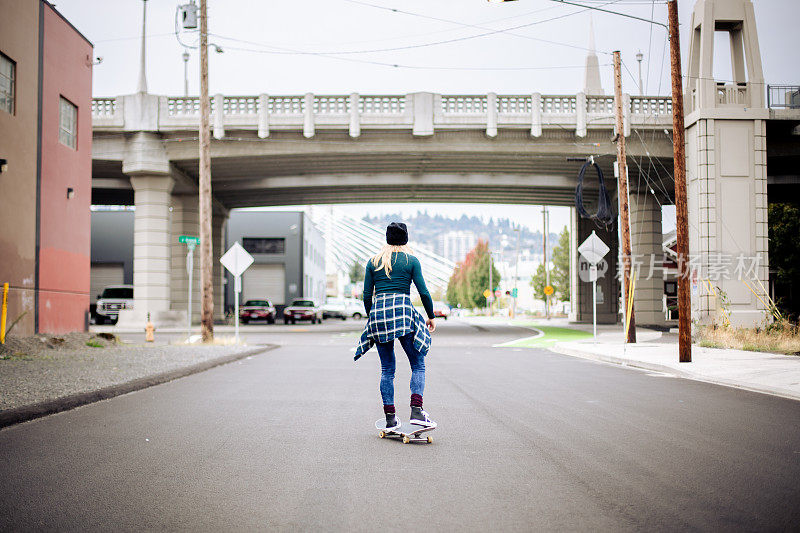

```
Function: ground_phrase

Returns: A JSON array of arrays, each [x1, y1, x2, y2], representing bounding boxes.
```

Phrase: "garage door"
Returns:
[[243, 263, 286, 305], [91, 263, 124, 303]]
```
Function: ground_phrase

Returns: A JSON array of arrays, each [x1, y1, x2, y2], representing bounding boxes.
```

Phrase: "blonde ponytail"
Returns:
[[371, 244, 413, 277]]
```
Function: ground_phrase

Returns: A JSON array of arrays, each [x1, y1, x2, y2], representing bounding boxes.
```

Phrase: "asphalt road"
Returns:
[[1, 320, 799, 531]]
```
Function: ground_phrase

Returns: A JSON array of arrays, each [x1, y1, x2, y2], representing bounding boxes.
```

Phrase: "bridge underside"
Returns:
[[92, 129, 676, 208]]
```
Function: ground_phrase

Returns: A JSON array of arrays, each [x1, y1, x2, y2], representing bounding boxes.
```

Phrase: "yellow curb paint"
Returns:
[[1, 283, 8, 344]]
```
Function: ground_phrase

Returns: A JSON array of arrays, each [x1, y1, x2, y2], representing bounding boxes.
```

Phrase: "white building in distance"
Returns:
[[437, 231, 478, 264]]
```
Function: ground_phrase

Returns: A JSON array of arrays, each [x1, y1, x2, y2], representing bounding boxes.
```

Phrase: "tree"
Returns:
[[444, 239, 500, 309], [551, 228, 570, 301], [531, 263, 547, 300], [466, 241, 501, 308], [768, 203, 800, 318], [531, 227, 570, 301], [349, 260, 365, 284], [446, 265, 462, 308]]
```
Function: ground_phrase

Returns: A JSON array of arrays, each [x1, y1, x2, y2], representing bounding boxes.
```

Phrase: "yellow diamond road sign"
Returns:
[[544, 285, 554, 296], [483, 289, 491, 298]]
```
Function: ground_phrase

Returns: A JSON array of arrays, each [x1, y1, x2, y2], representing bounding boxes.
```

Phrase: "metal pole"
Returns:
[[636, 51, 644, 96], [589, 264, 597, 339], [545, 208, 551, 318], [667, 0, 692, 362], [488, 250, 493, 316], [542, 208, 549, 319], [186, 246, 193, 341], [199, 0, 214, 341], [182, 50, 190, 96], [234, 275, 241, 344], [137, 0, 148, 93], [613, 50, 636, 343], [513, 227, 521, 318]]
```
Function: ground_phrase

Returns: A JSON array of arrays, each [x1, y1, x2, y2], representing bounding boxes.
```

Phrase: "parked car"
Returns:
[[283, 299, 323, 324], [344, 298, 365, 319], [95, 285, 134, 325], [322, 298, 347, 320], [239, 299, 276, 324], [433, 301, 450, 320]]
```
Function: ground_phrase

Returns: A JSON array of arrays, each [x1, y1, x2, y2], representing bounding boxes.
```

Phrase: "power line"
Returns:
[[338, 0, 614, 54], [209, 1, 624, 58], [94, 32, 176, 43], [218, 42, 602, 71]]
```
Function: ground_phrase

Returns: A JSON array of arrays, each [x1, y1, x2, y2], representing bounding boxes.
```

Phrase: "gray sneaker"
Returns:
[[410, 407, 435, 427]]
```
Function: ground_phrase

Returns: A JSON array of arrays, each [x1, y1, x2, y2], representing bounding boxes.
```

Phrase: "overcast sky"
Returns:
[[57, 0, 797, 234]]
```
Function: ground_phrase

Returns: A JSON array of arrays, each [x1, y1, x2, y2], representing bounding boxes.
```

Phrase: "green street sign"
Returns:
[[179, 235, 200, 245], [511, 288, 518, 298]]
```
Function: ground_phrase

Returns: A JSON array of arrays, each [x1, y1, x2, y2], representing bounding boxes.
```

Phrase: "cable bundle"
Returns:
[[574, 160, 614, 228]]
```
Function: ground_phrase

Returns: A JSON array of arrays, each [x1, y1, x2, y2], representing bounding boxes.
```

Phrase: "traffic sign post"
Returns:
[[179, 236, 199, 341], [220, 242, 255, 344], [578, 231, 610, 340]]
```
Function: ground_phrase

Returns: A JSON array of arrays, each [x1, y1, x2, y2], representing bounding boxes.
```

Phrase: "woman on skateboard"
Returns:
[[354, 222, 436, 431]]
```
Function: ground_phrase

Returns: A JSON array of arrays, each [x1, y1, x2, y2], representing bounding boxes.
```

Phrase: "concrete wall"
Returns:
[[37, 2, 93, 333], [0, 0, 40, 336]]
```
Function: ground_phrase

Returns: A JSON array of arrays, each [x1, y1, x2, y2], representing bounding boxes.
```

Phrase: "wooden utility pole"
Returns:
[[199, 0, 214, 341], [668, 0, 691, 362], [613, 50, 636, 343]]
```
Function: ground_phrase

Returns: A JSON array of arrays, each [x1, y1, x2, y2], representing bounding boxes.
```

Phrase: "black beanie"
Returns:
[[386, 222, 408, 245]]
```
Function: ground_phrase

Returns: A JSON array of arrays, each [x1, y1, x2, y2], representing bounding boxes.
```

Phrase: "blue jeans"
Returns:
[[376, 332, 425, 406]]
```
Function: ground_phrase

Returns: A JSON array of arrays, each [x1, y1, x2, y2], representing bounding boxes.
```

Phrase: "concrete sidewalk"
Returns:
[[0, 343, 274, 428], [552, 333, 800, 402]]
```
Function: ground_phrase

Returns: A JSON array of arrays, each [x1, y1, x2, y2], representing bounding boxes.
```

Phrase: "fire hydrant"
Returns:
[[145, 313, 155, 342]]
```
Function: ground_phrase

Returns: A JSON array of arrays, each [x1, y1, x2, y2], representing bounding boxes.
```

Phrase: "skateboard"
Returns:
[[375, 418, 436, 444]]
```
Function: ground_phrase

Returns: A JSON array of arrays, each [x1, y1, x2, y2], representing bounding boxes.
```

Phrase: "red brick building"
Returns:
[[0, 0, 93, 335]]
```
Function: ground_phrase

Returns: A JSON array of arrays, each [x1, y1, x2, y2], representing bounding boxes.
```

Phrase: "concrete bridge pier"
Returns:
[[117, 132, 184, 328], [169, 194, 200, 323], [630, 192, 667, 328], [169, 195, 228, 325], [684, 0, 769, 327], [571, 211, 620, 325]]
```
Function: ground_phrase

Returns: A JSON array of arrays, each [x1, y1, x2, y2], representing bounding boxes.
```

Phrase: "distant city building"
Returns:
[[437, 231, 477, 264], [0, 1, 93, 335]]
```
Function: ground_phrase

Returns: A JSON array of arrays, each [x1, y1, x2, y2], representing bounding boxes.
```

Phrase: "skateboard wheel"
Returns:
[[379, 431, 385, 438], [402, 436, 410, 444], [427, 436, 432, 444]]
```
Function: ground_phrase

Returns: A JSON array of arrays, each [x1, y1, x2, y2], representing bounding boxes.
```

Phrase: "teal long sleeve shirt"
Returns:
[[362, 253, 435, 319]]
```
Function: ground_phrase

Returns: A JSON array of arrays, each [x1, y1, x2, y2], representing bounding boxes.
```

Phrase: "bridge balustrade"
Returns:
[[92, 92, 674, 138]]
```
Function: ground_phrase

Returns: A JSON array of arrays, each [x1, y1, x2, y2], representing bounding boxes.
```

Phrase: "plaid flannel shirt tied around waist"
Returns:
[[354, 293, 431, 361]]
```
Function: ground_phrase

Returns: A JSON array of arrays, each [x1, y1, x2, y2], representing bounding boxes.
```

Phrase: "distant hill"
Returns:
[[363, 212, 558, 264]]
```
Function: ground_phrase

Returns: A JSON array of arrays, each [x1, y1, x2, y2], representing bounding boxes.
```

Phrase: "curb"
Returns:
[[0, 345, 278, 429], [550, 343, 800, 402]]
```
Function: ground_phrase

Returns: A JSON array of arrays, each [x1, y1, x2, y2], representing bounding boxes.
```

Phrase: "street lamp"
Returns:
[[182, 50, 190, 96], [636, 50, 644, 96]]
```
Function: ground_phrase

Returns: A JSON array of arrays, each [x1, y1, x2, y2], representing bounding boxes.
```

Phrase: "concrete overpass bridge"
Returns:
[[91, 91, 677, 207], [90, 0, 799, 330], [91, 90, 677, 327]]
